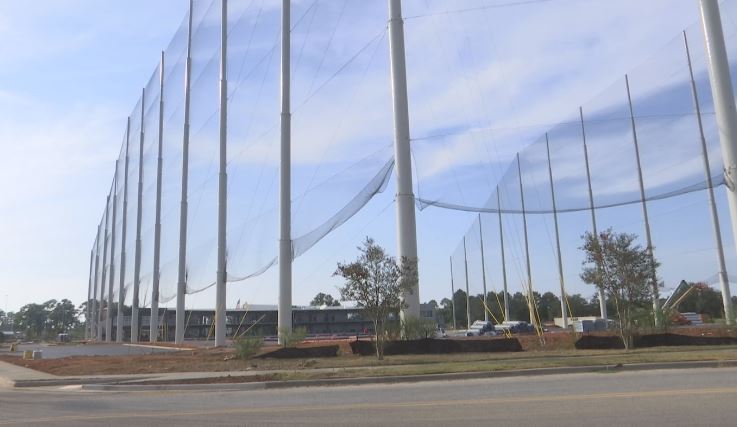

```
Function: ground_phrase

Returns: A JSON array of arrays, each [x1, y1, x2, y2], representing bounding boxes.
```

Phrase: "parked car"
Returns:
[[465, 320, 497, 336]]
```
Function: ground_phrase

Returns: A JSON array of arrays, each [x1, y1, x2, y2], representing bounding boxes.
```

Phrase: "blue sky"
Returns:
[[1, 0, 732, 314]]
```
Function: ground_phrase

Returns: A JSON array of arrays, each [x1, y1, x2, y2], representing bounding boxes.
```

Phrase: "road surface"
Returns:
[[1, 367, 735, 426]]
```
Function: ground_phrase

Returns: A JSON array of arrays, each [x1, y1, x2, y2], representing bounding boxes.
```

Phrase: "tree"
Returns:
[[310, 292, 341, 307], [14, 303, 49, 339], [334, 237, 417, 359], [48, 299, 79, 334], [581, 229, 659, 349]]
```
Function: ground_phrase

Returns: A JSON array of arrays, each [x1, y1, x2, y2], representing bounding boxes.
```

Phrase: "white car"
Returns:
[[465, 320, 497, 336]]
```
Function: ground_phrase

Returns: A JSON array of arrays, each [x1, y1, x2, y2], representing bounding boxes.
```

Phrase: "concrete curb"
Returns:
[[77, 359, 737, 392]]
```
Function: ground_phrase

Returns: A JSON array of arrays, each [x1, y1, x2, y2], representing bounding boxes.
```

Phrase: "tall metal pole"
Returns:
[[388, 0, 420, 320], [278, 0, 293, 345], [150, 52, 165, 343], [449, 257, 457, 330], [478, 214, 489, 322], [580, 107, 607, 319], [625, 74, 660, 326], [545, 134, 568, 328], [92, 227, 100, 340], [497, 188, 509, 321], [517, 154, 536, 327], [684, 30, 734, 325], [132, 88, 146, 343], [700, 0, 737, 325], [86, 249, 93, 340], [462, 236, 471, 330], [215, 0, 228, 347], [117, 118, 130, 343], [176, 0, 194, 346], [106, 167, 118, 343], [98, 195, 110, 342]]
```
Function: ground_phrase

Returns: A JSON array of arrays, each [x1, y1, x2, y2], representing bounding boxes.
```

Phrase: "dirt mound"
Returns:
[[575, 333, 737, 349], [256, 345, 339, 359], [350, 338, 523, 356]]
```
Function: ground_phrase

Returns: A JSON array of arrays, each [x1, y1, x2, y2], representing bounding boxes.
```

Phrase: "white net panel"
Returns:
[[443, 2, 737, 319]]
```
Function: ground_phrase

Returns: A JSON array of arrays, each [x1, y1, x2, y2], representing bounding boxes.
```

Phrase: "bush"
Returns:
[[401, 316, 437, 340], [279, 327, 307, 348], [235, 336, 264, 359]]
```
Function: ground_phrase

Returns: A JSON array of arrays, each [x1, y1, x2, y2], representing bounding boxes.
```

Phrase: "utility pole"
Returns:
[[278, 0, 293, 345], [106, 164, 118, 342], [98, 194, 110, 342], [132, 88, 146, 344], [545, 134, 568, 328], [215, 0, 228, 347], [117, 119, 130, 343], [176, 0, 194, 346], [449, 257, 457, 330], [497, 189, 509, 321], [478, 215, 489, 322], [579, 107, 607, 319], [151, 52, 165, 342], [700, 0, 737, 325], [388, 0, 420, 320], [625, 74, 660, 326], [462, 236, 471, 330], [517, 154, 536, 328]]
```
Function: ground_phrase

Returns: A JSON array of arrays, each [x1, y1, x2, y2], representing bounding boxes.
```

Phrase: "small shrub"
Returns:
[[401, 316, 437, 340], [279, 326, 307, 348], [235, 336, 264, 359]]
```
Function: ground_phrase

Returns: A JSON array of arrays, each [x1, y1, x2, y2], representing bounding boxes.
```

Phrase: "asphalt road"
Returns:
[[1, 367, 736, 426]]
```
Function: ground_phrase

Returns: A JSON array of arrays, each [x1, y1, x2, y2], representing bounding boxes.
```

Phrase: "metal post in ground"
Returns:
[[150, 52, 165, 342], [579, 107, 607, 319], [497, 189, 509, 321], [625, 74, 660, 326], [215, 0, 228, 347], [684, 29, 734, 325], [700, 0, 737, 325], [388, 0, 420, 320], [176, 0, 194, 345], [117, 119, 130, 343], [132, 88, 146, 344], [278, 0, 293, 345]]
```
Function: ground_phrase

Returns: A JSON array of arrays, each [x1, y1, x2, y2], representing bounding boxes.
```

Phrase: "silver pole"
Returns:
[[449, 256, 457, 330], [517, 154, 536, 327], [388, 0, 420, 320], [462, 236, 471, 330], [684, 30, 734, 325], [278, 0, 292, 345], [117, 118, 130, 343], [106, 165, 118, 343], [92, 227, 100, 340], [98, 194, 110, 342], [580, 107, 607, 319], [215, 0, 228, 347], [497, 188, 509, 321], [478, 214, 489, 322], [176, 0, 194, 346], [151, 52, 165, 343], [625, 74, 660, 326], [700, 0, 737, 325], [545, 134, 568, 328], [132, 88, 146, 344], [86, 249, 93, 340]]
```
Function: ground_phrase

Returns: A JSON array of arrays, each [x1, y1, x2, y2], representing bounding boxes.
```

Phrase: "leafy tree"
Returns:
[[678, 283, 725, 319], [48, 299, 79, 334], [538, 292, 561, 322], [335, 237, 417, 359], [310, 292, 341, 307], [14, 303, 49, 339], [581, 229, 659, 349]]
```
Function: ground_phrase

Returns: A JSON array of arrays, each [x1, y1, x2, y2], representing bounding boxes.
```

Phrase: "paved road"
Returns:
[[1, 367, 735, 426]]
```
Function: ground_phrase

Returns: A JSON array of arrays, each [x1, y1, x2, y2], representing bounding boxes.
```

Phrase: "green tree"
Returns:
[[48, 299, 79, 334], [581, 229, 658, 349], [310, 292, 341, 307], [538, 292, 561, 322], [335, 237, 417, 359], [14, 303, 50, 339]]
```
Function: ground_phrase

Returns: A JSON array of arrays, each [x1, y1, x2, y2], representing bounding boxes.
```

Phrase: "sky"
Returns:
[[1, 0, 734, 315]]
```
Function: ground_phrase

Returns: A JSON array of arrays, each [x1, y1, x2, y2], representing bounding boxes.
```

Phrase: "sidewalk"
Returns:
[[3, 357, 737, 391]]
